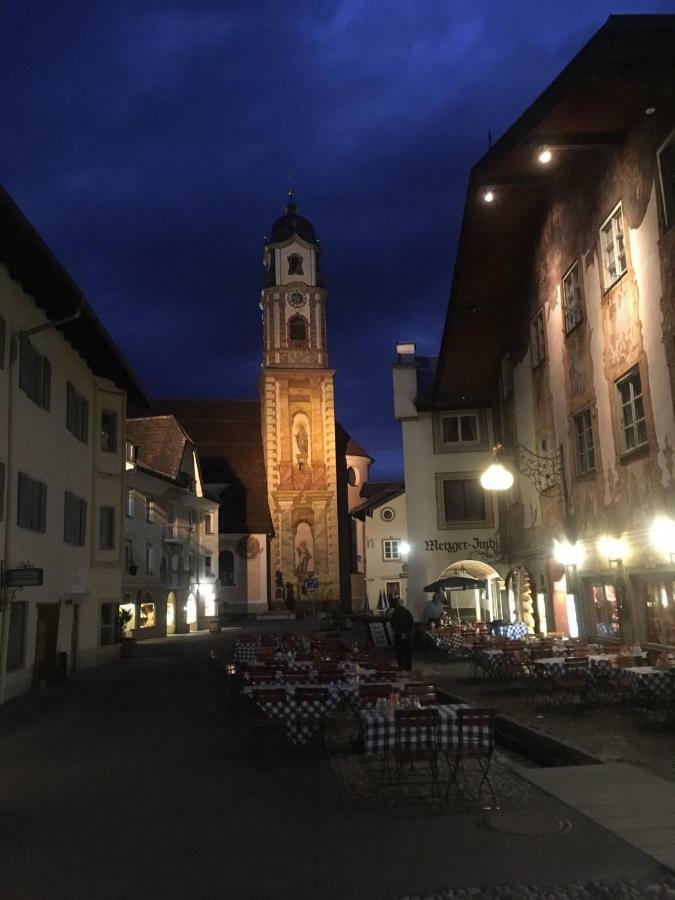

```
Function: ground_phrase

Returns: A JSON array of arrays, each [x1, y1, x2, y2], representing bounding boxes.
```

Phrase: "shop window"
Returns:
[[219, 549, 235, 586], [100, 409, 117, 453], [590, 583, 621, 640], [139, 596, 155, 629], [617, 367, 647, 453], [19, 337, 51, 411], [600, 203, 627, 288], [641, 580, 675, 646], [436, 473, 490, 528], [66, 383, 89, 443], [562, 262, 584, 334], [63, 491, 87, 546], [6, 601, 26, 670], [99, 506, 115, 550], [382, 539, 400, 561], [17, 472, 47, 533], [100, 602, 118, 645], [573, 408, 595, 474], [530, 308, 546, 367], [657, 130, 675, 228]]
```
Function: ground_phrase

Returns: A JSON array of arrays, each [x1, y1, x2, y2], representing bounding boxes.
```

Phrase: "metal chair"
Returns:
[[554, 657, 591, 706], [393, 707, 440, 802], [446, 707, 497, 806]]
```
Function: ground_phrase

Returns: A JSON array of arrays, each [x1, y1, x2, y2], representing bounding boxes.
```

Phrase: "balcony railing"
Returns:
[[162, 524, 193, 544]]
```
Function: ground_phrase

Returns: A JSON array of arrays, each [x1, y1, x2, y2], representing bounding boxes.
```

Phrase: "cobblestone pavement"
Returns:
[[404, 875, 675, 899], [419, 654, 675, 783]]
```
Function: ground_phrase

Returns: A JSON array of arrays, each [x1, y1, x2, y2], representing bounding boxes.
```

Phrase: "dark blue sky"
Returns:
[[1, 1, 670, 479]]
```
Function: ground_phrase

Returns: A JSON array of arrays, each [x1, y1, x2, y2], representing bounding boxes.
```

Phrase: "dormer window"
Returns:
[[289, 316, 307, 342], [288, 254, 303, 276]]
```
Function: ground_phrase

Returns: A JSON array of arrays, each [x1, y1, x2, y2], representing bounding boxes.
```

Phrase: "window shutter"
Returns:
[[81, 397, 89, 443], [42, 358, 51, 411], [17, 473, 28, 527], [18, 339, 30, 393], [80, 499, 87, 545], [39, 482, 47, 533]]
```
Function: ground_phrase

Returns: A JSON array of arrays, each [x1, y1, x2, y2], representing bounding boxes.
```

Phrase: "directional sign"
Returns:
[[303, 578, 319, 591], [4, 567, 43, 588]]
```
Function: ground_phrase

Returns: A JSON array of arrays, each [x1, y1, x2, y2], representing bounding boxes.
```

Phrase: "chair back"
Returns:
[[457, 707, 495, 754], [395, 707, 439, 752]]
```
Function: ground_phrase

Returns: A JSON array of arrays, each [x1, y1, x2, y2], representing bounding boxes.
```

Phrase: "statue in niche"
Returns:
[[296, 542, 312, 574], [295, 424, 309, 456]]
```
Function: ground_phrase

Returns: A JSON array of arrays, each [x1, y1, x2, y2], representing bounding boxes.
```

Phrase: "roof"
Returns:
[[0, 185, 149, 408], [351, 480, 405, 520], [433, 14, 675, 407], [269, 197, 318, 245], [149, 399, 274, 535], [335, 423, 374, 463], [126, 416, 194, 483]]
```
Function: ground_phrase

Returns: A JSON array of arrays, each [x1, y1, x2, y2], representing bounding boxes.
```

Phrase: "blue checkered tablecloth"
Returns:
[[360, 704, 493, 754], [625, 667, 674, 701], [243, 684, 342, 744], [234, 640, 259, 664], [498, 623, 529, 640]]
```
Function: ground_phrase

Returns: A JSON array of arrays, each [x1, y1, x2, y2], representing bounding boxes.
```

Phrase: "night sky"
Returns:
[[2, 1, 670, 479]]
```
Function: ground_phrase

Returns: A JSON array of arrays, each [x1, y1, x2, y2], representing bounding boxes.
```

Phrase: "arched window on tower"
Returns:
[[288, 254, 303, 276], [289, 316, 307, 343]]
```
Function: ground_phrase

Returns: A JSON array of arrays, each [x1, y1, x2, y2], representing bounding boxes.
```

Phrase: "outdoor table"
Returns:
[[359, 703, 492, 754], [497, 623, 529, 640], [234, 641, 259, 664], [243, 683, 342, 744], [625, 666, 674, 701], [534, 654, 645, 680]]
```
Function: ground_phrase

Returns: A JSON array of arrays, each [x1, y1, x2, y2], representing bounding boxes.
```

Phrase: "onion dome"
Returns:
[[269, 194, 318, 245]]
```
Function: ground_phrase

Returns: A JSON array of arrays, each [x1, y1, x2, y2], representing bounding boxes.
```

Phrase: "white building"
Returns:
[[0, 187, 148, 703], [124, 416, 220, 637], [351, 482, 409, 609]]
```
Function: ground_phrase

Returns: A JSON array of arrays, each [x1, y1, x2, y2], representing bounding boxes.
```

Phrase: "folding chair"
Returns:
[[393, 708, 440, 803], [554, 657, 591, 706], [446, 707, 496, 806]]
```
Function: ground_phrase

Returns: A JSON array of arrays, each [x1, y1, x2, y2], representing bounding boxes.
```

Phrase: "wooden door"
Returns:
[[34, 604, 59, 683]]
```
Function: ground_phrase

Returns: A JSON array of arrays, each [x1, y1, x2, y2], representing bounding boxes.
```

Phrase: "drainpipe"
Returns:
[[0, 295, 84, 704]]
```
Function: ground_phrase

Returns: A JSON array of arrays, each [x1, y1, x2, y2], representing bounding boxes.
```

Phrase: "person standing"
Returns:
[[389, 597, 414, 671], [424, 592, 445, 629]]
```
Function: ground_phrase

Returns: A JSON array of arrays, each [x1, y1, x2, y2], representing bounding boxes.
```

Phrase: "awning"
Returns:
[[424, 576, 487, 593]]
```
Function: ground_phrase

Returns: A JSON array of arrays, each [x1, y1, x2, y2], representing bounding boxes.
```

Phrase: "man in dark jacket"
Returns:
[[389, 597, 414, 671]]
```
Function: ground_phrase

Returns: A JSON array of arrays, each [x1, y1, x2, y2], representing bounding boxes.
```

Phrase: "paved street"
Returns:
[[0, 629, 672, 900]]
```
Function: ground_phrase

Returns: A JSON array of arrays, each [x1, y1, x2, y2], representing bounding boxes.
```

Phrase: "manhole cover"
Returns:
[[482, 811, 572, 835]]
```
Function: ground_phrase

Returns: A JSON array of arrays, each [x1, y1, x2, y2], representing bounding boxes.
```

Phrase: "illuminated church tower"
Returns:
[[259, 194, 341, 602]]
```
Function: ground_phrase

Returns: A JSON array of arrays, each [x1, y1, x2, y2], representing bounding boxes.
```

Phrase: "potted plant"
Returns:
[[117, 606, 135, 658]]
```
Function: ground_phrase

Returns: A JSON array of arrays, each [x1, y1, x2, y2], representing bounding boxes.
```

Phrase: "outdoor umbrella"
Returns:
[[376, 590, 387, 611], [361, 589, 370, 613], [423, 576, 486, 592]]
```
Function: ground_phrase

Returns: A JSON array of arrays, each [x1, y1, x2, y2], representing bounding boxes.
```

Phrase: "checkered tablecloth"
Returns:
[[498, 623, 529, 640], [625, 667, 674, 701], [243, 684, 342, 744], [360, 704, 493, 754], [234, 641, 259, 664], [533, 655, 633, 681]]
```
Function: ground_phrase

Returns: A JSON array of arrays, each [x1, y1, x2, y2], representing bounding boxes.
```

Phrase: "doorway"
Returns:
[[34, 604, 59, 683], [166, 592, 176, 635]]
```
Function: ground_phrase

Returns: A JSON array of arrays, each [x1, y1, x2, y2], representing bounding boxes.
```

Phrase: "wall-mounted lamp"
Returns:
[[553, 539, 584, 569], [480, 442, 563, 496], [538, 148, 552, 164], [483, 190, 495, 203], [597, 536, 625, 569], [650, 516, 675, 563]]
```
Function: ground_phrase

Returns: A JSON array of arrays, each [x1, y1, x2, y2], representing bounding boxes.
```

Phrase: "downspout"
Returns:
[[0, 295, 84, 704]]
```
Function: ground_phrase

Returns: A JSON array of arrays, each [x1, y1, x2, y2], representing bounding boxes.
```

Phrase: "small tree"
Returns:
[[116, 606, 134, 642]]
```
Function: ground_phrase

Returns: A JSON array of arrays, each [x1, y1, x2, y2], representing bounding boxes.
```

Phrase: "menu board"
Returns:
[[368, 622, 390, 648]]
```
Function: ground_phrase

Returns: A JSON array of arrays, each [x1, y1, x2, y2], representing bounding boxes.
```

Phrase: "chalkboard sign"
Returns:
[[368, 622, 389, 648], [384, 623, 396, 646]]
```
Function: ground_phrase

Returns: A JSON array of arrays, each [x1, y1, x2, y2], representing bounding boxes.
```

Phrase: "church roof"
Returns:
[[148, 399, 274, 536], [126, 415, 194, 483], [335, 423, 374, 463], [269, 197, 318, 245]]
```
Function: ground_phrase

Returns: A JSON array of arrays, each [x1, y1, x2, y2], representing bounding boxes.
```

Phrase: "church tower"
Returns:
[[259, 195, 341, 603]]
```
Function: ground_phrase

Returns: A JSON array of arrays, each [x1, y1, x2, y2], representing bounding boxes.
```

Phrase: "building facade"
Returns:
[[259, 197, 342, 604], [124, 416, 219, 638], [351, 482, 409, 610], [0, 188, 147, 703], [410, 16, 675, 641]]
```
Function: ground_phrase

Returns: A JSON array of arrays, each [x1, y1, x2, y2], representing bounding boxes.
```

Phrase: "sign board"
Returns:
[[303, 578, 319, 591], [368, 622, 389, 648], [4, 567, 43, 588]]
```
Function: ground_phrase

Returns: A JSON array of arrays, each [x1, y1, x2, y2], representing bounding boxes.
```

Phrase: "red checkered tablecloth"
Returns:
[[360, 704, 493, 754]]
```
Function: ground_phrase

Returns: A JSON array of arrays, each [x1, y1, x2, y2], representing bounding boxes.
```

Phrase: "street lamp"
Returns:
[[480, 442, 565, 497]]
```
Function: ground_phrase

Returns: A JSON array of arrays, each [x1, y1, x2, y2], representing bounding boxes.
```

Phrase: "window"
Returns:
[[641, 579, 675, 646], [204, 513, 214, 534], [187, 508, 194, 530], [600, 204, 627, 288], [100, 410, 117, 453], [0, 314, 5, 369], [617, 367, 647, 453], [145, 543, 154, 575], [562, 262, 583, 334], [382, 539, 400, 561], [289, 316, 307, 342], [126, 490, 135, 518], [219, 549, 235, 586], [145, 495, 154, 523], [380, 507, 395, 522], [139, 596, 155, 629], [19, 338, 51, 410], [6, 602, 26, 671], [657, 130, 675, 228], [124, 540, 134, 571], [100, 602, 118, 646], [530, 308, 546, 366], [440, 413, 479, 445], [99, 506, 115, 550], [385, 582, 401, 602], [187, 552, 194, 574], [288, 254, 303, 275], [63, 492, 87, 546], [204, 555, 213, 577], [66, 383, 89, 443], [590, 583, 621, 640], [573, 408, 595, 475], [17, 472, 47, 533], [437, 474, 489, 527], [0, 461, 5, 522], [347, 467, 358, 487]]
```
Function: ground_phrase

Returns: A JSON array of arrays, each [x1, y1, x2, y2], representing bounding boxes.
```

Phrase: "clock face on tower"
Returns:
[[289, 291, 306, 309]]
